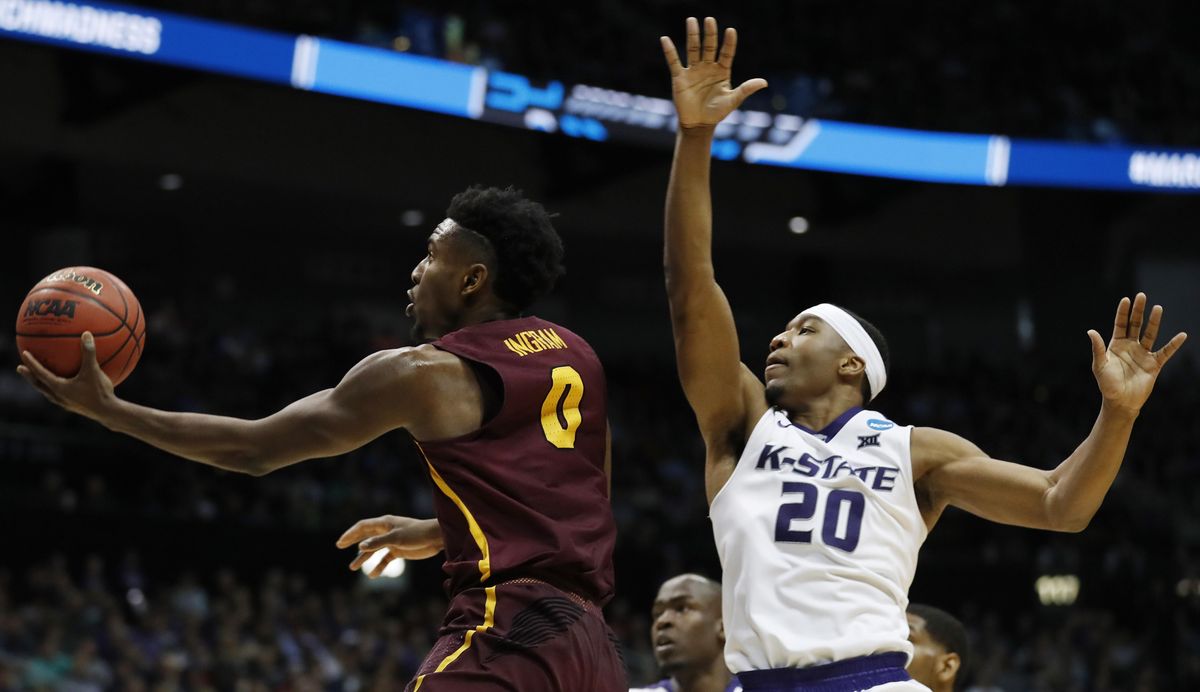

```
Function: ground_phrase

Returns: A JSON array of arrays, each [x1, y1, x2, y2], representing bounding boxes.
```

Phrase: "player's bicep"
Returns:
[[668, 279, 755, 435], [914, 427, 1056, 530], [254, 351, 415, 466]]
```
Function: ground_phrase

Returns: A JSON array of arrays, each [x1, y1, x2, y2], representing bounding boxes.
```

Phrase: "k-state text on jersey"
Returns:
[[754, 445, 900, 491]]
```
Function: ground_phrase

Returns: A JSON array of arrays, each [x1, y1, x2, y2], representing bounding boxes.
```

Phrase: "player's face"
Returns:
[[649, 577, 724, 676], [408, 220, 475, 341], [905, 613, 955, 692], [764, 315, 855, 410]]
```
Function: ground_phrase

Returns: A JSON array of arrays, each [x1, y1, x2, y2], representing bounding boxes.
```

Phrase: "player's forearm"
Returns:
[[101, 398, 275, 475], [1045, 402, 1139, 531], [664, 126, 719, 295]]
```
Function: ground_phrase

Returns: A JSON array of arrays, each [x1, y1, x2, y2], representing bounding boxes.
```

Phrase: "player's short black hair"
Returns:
[[836, 306, 890, 402], [446, 185, 565, 311], [908, 603, 969, 683]]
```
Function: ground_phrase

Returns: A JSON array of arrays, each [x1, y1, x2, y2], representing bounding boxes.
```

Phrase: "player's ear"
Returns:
[[937, 652, 960, 684], [839, 354, 866, 378], [462, 263, 489, 297], [716, 618, 725, 646]]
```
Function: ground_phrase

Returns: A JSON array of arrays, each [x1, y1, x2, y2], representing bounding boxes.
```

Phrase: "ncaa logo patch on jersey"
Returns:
[[866, 419, 894, 431]]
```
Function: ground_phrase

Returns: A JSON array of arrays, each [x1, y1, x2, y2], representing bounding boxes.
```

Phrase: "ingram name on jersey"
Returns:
[[710, 406, 928, 672]]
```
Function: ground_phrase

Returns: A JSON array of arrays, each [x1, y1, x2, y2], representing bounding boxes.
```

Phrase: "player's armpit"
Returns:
[[912, 427, 1069, 532], [700, 364, 768, 504]]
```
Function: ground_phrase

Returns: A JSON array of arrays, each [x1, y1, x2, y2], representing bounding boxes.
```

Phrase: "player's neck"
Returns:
[[786, 389, 863, 432], [671, 661, 733, 692], [456, 303, 522, 331]]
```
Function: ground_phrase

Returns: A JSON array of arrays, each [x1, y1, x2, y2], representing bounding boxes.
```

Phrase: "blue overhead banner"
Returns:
[[743, 121, 1004, 187], [0, 0, 295, 83], [1007, 140, 1200, 192], [0, 0, 485, 117], [2, 0, 1197, 193], [297, 39, 484, 118]]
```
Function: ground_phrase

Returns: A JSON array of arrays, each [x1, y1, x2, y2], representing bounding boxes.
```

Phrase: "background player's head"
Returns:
[[906, 604, 968, 692], [408, 185, 565, 340], [764, 304, 890, 413], [650, 574, 725, 677]]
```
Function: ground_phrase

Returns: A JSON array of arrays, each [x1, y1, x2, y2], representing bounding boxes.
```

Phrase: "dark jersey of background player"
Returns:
[[906, 604, 968, 692], [18, 185, 626, 691]]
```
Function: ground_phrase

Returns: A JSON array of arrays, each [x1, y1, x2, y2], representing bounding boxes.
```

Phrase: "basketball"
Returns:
[[14, 267, 146, 386]]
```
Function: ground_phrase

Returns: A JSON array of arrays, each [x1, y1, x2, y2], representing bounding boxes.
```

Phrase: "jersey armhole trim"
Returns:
[[412, 345, 507, 445]]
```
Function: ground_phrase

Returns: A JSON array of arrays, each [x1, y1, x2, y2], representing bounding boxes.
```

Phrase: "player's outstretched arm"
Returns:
[[914, 293, 1187, 532], [18, 334, 437, 476], [337, 515, 443, 578], [661, 17, 768, 441]]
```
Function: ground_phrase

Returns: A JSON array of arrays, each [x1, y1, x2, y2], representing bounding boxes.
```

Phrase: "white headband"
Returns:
[[798, 303, 887, 400]]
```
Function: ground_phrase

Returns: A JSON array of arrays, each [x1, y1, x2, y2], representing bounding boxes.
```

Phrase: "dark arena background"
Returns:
[[2, 2, 1200, 690]]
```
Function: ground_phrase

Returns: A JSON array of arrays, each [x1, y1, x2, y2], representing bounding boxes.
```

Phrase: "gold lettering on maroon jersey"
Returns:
[[503, 328, 569, 357]]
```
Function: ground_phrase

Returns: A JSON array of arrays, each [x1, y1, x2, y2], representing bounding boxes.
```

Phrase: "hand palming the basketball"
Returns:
[[1089, 293, 1187, 414], [661, 17, 767, 130], [17, 332, 115, 421]]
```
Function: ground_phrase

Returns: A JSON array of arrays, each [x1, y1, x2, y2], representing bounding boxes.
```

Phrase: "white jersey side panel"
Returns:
[[710, 407, 928, 673]]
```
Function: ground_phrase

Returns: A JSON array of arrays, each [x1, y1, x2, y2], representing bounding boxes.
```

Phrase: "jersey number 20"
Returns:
[[541, 366, 584, 448], [775, 482, 865, 552]]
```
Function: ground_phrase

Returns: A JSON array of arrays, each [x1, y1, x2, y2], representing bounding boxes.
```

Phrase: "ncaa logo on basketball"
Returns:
[[866, 419, 894, 431], [24, 298, 78, 320]]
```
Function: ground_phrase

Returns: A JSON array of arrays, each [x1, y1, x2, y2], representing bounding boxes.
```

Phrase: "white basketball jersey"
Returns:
[[710, 407, 928, 673]]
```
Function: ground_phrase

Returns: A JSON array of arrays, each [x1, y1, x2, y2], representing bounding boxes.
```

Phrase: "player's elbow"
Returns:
[[1055, 514, 1092, 533], [242, 457, 277, 477], [663, 263, 713, 297], [217, 448, 278, 477], [217, 427, 292, 476], [1045, 499, 1093, 533], [1043, 483, 1096, 533], [664, 265, 684, 299]]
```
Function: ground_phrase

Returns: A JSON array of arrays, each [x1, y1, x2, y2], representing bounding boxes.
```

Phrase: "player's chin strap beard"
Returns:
[[797, 303, 887, 401]]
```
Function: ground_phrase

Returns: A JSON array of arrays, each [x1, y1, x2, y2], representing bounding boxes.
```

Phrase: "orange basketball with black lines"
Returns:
[[15, 267, 146, 386]]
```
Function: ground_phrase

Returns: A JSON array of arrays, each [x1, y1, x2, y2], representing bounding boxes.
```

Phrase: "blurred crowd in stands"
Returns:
[[0, 287, 1197, 690]]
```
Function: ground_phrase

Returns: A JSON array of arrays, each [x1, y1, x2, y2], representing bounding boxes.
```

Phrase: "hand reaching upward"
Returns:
[[661, 17, 768, 130], [1089, 292, 1187, 414]]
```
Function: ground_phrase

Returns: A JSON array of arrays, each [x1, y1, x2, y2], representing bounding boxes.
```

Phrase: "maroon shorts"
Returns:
[[406, 579, 627, 692]]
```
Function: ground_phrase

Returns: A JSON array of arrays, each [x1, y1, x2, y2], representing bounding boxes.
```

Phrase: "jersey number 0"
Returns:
[[541, 366, 584, 448]]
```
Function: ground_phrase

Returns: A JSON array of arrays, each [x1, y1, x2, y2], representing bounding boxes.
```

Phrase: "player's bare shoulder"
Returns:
[[347, 344, 451, 386], [358, 345, 486, 441], [909, 427, 983, 482]]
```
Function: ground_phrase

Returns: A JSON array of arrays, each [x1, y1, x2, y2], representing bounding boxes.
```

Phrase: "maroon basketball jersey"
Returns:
[[417, 316, 616, 605]]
